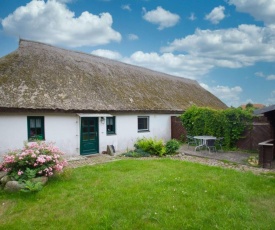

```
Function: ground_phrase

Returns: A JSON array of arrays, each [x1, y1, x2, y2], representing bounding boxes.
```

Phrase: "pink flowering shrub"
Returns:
[[0, 142, 68, 181]]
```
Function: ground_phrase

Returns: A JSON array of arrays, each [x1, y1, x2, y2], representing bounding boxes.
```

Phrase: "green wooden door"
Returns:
[[80, 117, 99, 155]]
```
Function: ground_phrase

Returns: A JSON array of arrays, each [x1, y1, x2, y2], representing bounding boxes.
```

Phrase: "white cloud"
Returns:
[[142, 6, 180, 30], [128, 34, 139, 40], [200, 83, 243, 107], [267, 75, 275, 80], [255, 72, 265, 77], [122, 51, 213, 79], [188, 12, 196, 21], [205, 6, 225, 24], [1, 0, 121, 47], [91, 49, 122, 60], [229, 0, 275, 26], [267, 90, 275, 105], [121, 4, 131, 11], [255, 72, 275, 80], [55, 0, 73, 3], [161, 25, 275, 68]]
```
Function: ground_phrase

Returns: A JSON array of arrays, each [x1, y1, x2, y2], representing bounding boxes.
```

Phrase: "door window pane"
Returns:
[[90, 134, 96, 140], [83, 119, 89, 126], [83, 133, 89, 140]]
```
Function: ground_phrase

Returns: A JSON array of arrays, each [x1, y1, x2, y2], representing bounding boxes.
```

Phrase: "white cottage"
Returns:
[[0, 39, 227, 157]]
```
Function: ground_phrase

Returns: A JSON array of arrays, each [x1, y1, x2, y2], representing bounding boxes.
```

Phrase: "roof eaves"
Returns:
[[254, 104, 275, 115]]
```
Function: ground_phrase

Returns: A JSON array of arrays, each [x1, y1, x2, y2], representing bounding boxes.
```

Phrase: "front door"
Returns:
[[80, 117, 99, 155]]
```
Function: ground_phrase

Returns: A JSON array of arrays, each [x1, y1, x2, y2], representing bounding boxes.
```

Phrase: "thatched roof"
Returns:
[[0, 39, 227, 113]]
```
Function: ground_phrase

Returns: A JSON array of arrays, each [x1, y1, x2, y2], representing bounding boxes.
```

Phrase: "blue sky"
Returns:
[[0, 0, 275, 107]]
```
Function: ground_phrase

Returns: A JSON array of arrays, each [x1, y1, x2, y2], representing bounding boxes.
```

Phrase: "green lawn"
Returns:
[[1, 159, 275, 229]]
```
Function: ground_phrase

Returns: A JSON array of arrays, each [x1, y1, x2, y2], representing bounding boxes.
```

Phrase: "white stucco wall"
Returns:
[[0, 113, 79, 157], [0, 113, 174, 157], [99, 114, 172, 154]]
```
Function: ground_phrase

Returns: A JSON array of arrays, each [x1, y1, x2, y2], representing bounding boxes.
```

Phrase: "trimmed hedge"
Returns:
[[180, 106, 253, 149]]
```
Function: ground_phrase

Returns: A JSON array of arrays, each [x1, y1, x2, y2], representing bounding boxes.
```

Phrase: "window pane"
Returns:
[[107, 117, 113, 125], [138, 117, 149, 131], [36, 118, 41, 128], [30, 119, 36, 128], [36, 128, 42, 135], [106, 117, 115, 134], [107, 125, 113, 132], [30, 128, 36, 137], [28, 116, 44, 140]]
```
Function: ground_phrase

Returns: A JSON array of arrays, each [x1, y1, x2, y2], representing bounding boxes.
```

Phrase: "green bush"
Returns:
[[123, 149, 151, 158], [165, 139, 181, 155], [134, 137, 166, 156], [180, 105, 253, 149]]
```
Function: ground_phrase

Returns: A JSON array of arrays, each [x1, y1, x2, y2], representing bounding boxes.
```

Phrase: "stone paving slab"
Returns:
[[180, 144, 254, 165], [66, 154, 118, 168]]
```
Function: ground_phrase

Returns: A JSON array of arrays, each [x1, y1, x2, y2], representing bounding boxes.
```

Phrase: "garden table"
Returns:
[[194, 136, 217, 151]]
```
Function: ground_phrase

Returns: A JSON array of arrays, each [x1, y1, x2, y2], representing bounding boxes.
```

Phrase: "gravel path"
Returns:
[[66, 145, 275, 176]]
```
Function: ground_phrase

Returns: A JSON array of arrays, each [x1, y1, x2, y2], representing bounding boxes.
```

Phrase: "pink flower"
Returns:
[[36, 156, 46, 164], [46, 156, 52, 161], [18, 170, 23, 176], [4, 155, 15, 163]]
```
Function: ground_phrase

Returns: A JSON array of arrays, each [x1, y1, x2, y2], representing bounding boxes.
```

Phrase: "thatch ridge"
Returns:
[[0, 39, 227, 112]]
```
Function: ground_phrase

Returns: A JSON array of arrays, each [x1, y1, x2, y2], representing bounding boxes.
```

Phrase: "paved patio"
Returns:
[[179, 144, 255, 165]]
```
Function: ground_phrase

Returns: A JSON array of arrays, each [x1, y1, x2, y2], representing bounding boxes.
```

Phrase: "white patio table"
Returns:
[[194, 136, 217, 151]]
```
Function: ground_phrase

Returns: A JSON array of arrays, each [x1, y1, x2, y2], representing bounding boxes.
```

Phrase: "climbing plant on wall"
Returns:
[[180, 105, 253, 149]]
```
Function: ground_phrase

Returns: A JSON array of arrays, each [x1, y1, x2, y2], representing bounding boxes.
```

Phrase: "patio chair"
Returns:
[[187, 135, 197, 149], [216, 137, 224, 152], [206, 139, 216, 152]]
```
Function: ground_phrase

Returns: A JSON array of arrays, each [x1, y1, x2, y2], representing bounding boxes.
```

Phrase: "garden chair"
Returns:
[[187, 135, 197, 149], [216, 137, 224, 152], [206, 139, 217, 152]]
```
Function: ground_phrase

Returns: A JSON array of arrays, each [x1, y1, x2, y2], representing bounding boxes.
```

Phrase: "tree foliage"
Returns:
[[180, 106, 253, 149]]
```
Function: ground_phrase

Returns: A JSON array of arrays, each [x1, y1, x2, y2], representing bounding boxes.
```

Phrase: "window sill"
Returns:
[[138, 130, 150, 133], [107, 133, 116, 136], [28, 139, 45, 142]]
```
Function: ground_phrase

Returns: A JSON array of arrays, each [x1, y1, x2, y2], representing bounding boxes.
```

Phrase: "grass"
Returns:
[[1, 159, 275, 229]]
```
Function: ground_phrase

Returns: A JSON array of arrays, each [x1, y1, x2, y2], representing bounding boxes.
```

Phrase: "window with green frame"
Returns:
[[27, 116, 45, 141], [106, 116, 116, 135]]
